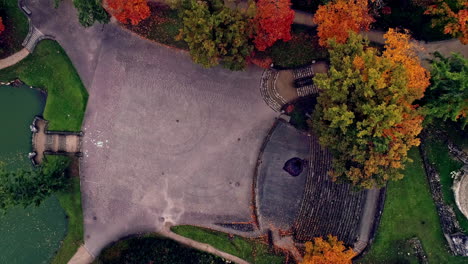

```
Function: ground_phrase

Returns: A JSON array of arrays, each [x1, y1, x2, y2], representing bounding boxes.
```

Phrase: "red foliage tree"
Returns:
[[106, 0, 150, 25], [313, 0, 374, 47], [253, 0, 295, 51], [0, 17, 5, 35]]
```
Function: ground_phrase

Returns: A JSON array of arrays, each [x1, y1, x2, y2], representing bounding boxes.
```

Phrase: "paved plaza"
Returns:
[[27, 0, 277, 255]]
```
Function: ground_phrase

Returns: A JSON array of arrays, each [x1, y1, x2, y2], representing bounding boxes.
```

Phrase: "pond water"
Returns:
[[0, 84, 67, 264]]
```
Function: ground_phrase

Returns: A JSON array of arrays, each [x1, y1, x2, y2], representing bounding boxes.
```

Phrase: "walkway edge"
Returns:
[[67, 245, 94, 264], [161, 228, 250, 264]]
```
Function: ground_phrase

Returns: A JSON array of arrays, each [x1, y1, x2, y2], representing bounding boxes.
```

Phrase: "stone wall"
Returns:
[[420, 132, 468, 256]]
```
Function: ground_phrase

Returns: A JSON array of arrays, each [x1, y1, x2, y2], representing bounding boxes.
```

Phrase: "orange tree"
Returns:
[[106, 0, 150, 25], [425, 0, 468, 44], [313, 0, 374, 47], [311, 30, 430, 188], [253, 0, 295, 51], [302, 235, 355, 264], [0, 17, 4, 35]]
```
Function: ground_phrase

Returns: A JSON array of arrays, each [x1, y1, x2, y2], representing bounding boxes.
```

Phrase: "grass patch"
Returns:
[[0, 40, 88, 131], [51, 171, 84, 264], [125, 3, 188, 50], [423, 130, 468, 233], [171, 225, 285, 264], [94, 233, 225, 264], [358, 148, 467, 264], [0, 0, 29, 59]]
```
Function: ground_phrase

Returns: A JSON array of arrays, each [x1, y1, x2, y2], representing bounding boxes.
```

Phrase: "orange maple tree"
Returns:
[[302, 235, 355, 264], [0, 17, 5, 35], [106, 0, 150, 25], [253, 0, 295, 51], [313, 0, 374, 47], [424, 0, 468, 44]]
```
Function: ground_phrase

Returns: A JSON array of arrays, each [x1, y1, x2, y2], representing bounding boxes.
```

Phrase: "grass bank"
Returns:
[[0, 0, 29, 59], [0, 40, 87, 263], [51, 172, 84, 264], [358, 148, 467, 264], [171, 225, 285, 264], [0, 40, 88, 131]]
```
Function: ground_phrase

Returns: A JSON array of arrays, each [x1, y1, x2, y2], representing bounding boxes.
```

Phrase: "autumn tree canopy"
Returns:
[[423, 52, 468, 127], [312, 30, 430, 188], [425, 0, 468, 44], [0, 17, 5, 35], [313, 0, 374, 47], [302, 235, 355, 264], [177, 0, 254, 70], [106, 0, 151, 25], [253, 0, 295, 51]]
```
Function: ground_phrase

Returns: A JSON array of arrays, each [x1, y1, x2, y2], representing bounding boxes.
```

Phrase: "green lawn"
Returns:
[[0, 0, 29, 58], [0, 40, 88, 131], [358, 148, 467, 264], [51, 176, 84, 264], [171, 225, 285, 264]]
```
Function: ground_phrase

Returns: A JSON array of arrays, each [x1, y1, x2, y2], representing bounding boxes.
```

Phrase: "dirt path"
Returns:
[[0, 49, 30, 70]]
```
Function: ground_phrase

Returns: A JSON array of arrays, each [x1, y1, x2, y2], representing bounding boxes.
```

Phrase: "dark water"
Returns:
[[0, 85, 67, 264]]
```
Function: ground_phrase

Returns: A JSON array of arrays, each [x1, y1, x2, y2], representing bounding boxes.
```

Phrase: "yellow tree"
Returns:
[[312, 30, 430, 188], [313, 0, 374, 47], [302, 235, 355, 264]]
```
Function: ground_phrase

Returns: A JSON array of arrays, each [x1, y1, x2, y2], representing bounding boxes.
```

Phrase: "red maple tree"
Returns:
[[253, 0, 295, 51], [106, 0, 151, 25], [0, 17, 5, 35]]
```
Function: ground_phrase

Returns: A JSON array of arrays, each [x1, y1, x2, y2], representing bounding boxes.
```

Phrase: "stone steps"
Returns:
[[293, 65, 319, 97], [23, 26, 44, 53], [260, 69, 286, 112]]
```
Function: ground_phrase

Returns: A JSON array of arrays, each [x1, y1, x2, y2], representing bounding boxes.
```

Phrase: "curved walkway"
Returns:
[[0, 48, 29, 70], [292, 10, 468, 60]]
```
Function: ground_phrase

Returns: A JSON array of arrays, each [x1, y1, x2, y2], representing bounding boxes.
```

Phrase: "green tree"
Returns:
[[0, 156, 70, 211], [177, 0, 254, 70], [423, 52, 468, 128], [72, 0, 110, 27], [311, 31, 429, 188]]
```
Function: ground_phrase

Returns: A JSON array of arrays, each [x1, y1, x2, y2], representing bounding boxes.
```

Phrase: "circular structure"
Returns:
[[454, 167, 468, 220], [283, 157, 305, 177]]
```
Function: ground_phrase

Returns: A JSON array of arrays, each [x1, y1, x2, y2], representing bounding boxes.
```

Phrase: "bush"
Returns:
[[269, 32, 327, 68], [124, 2, 188, 50], [95, 234, 226, 264], [0, 156, 70, 211], [0, 0, 29, 59], [373, 0, 449, 41]]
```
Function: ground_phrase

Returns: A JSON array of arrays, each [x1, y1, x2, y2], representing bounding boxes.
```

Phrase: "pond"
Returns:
[[0, 84, 67, 264]]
